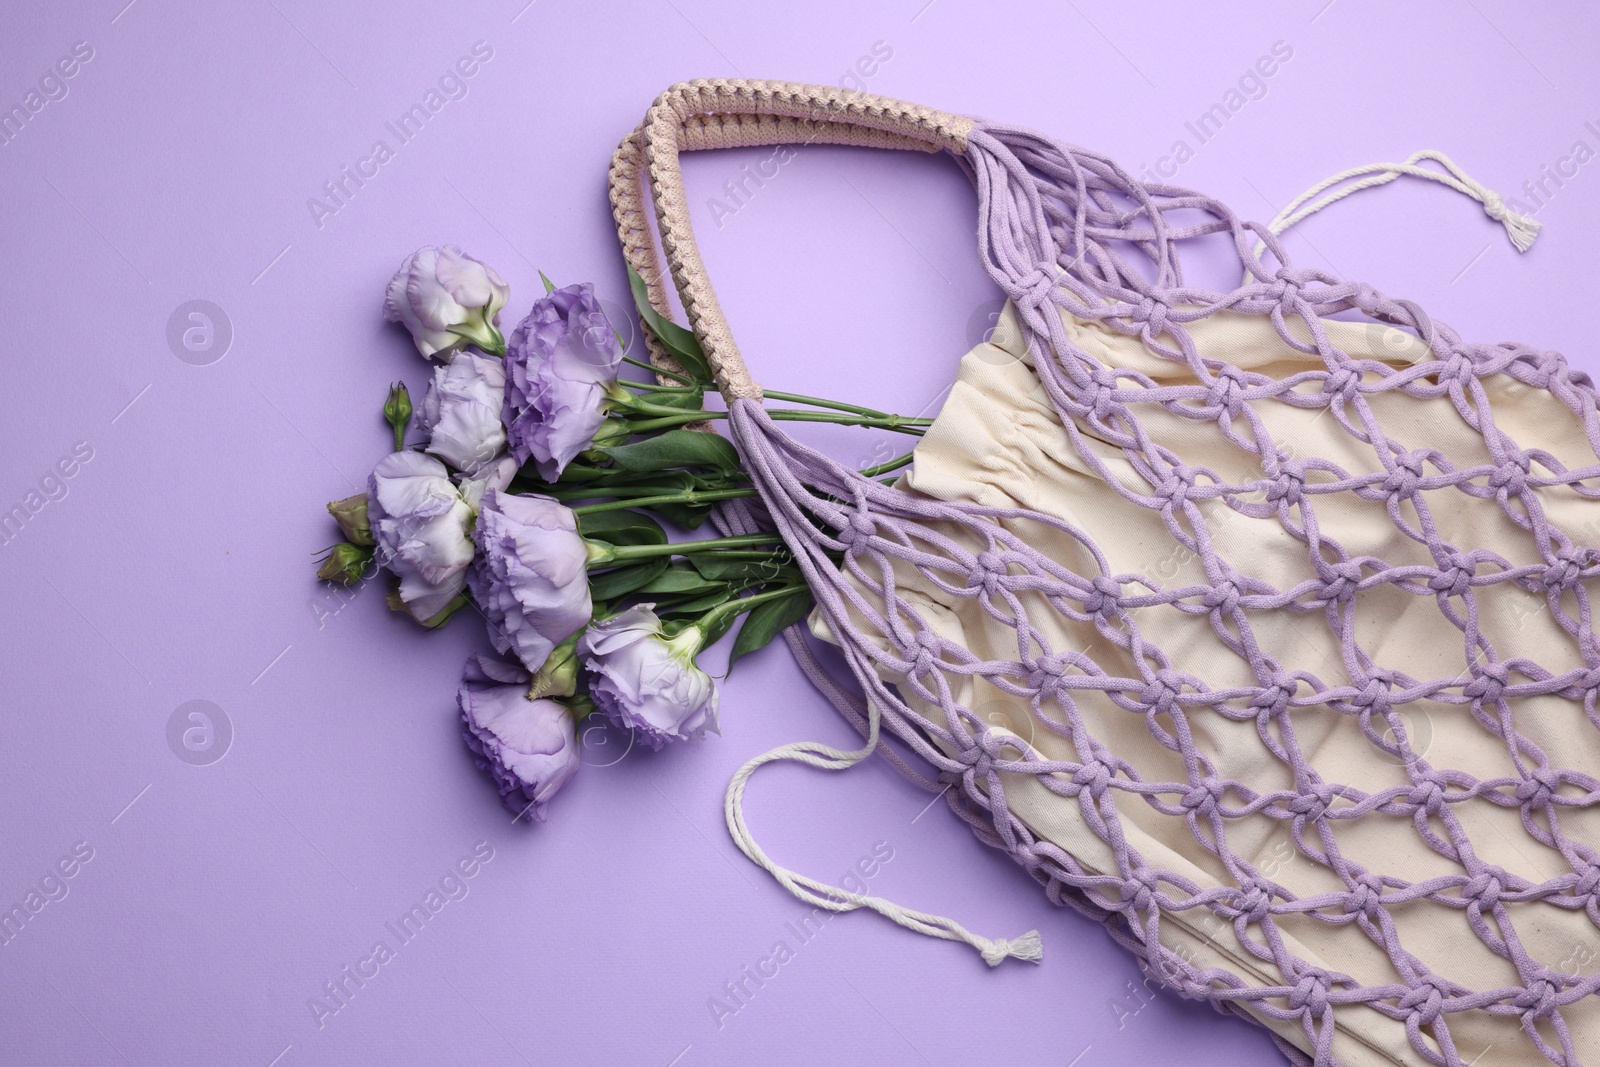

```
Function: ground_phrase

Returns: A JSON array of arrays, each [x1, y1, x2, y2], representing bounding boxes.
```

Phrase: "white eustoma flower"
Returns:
[[368, 450, 476, 624], [383, 245, 510, 360], [420, 351, 507, 474], [579, 604, 719, 749]]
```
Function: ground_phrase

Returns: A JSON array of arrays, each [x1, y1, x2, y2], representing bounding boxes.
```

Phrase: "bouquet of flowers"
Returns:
[[316, 246, 929, 822]]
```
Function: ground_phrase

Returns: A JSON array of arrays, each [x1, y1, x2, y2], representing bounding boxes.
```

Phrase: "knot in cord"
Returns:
[[1489, 452, 1531, 495], [1013, 266, 1057, 311], [968, 549, 1011, 596], [1514, 766, 1562, 808], [909, 628, 943, 676], [1082, 574, 1122, 616], [1513, 972, 1563, 1021], [1345, 874, 1388, 919], [1429, 554, 1477, 598], [1398, 975, 1453, 1026], [1318, 560, 1364, 604], [1381, 450, 1427, 501], [979, 929, 1044, 966], [838, 509, 877, 547], [1028, 652, 1071, 695], [1072, 757, 1115, 798], [1228, 882, 1276, 924], [1267, 463, 1306, 506], [1130, 295, 1170, 335], [1462, 662, 1509, 705], [1462, 870, 1504, 908], [1206, 365, 1249, 418], [1407, 778, 1448, 816], [1289, 969, 1334, 1017]]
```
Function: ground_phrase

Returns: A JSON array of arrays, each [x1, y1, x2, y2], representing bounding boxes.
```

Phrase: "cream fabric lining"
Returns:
[[818, 302, 1600, 1066]]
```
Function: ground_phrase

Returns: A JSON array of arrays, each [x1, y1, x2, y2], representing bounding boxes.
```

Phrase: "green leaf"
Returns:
[[638, 388, 706, 411], [659, 590, 736, 616], [550, 461, 611, 485], [639, 565, 726, 597], [539, 270, 557, 293], [642, 470, 702, 492], [728, 590, 814, 672], [589, 558, 669, 601], [600, 429, 741, 476], [688, 555, 798, 585], [578, 509, 667, 547], [626, 263, 713, 383], [649, 500, 716, 531]]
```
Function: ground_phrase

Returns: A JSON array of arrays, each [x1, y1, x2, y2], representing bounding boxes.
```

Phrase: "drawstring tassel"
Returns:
[[1478, 189, 1541, 252], [980, 929, 1044, 966]]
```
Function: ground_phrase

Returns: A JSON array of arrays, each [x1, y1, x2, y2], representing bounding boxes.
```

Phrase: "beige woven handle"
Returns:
[[608, 79, 974, 400]]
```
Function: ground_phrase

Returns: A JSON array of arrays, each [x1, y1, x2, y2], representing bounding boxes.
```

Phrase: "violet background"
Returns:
[[2, 1, 1596, 1064]]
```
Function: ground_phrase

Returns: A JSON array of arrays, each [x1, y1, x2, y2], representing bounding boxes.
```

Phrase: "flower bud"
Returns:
[[326, 493, 373, 546], [384, 381, 413, 452], [317, 542, 374, 586], [585, 414, 632, 453]]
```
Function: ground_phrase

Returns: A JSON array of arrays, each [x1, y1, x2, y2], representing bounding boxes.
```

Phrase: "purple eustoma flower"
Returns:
[[502, 282, 622, 481], [384, 246, 510, 360], [579, 604, 719, 750], [458, 654, 580, 821], [468, 490, 593, 674]]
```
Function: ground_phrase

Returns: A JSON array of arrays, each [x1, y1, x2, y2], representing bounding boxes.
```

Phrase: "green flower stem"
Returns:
[[693, 584, 809, 635], [767, 409, 932, 431], [610, 397, 716, 420], [554, 457, 911, 508], [619, 412, 724, 433], [621, 381, 905, 420], [588, 533, 782, 567], [620, 354, 695, 385], [759, 390, 889, 418], [622, 409, 930, 436], [623, 380, 700, 394], [561, 693, 597, 722], [544, 484, 732, 503], [859, 451, 916, 477], [572, 488, 757, 515]]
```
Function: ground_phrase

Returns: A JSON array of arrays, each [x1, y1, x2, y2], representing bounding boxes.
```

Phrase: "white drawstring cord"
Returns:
[[723, 695, 1043, 967], [1244, 149, 1541, 285]]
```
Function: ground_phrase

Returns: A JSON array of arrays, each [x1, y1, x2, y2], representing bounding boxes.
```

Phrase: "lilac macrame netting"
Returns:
[[702, 121, 1600, 1067]]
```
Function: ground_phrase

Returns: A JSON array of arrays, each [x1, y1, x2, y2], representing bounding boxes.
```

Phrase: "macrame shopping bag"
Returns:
[[609, 80, 1600, 1067]]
